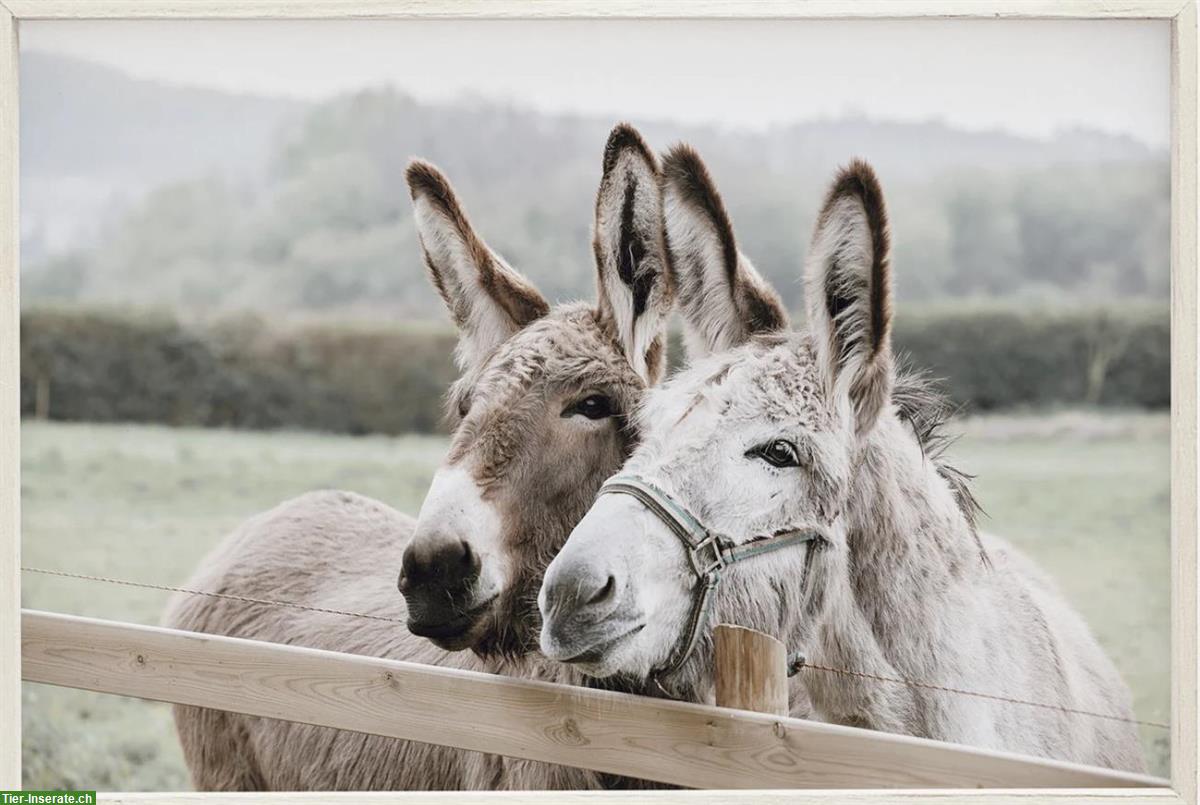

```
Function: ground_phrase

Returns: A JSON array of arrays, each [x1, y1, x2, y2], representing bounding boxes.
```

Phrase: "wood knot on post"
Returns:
[[135, 654, 145, 666], [546, 717, 590, 747]]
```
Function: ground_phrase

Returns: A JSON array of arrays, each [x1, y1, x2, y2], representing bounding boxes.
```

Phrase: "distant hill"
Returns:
[[21, 51, 305, 258], [21, 52, 1168, 315], [21, 51, 307, 184], [761, 117, 1155, 179]]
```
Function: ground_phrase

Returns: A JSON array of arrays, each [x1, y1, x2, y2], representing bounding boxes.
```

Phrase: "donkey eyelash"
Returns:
[[561, 393, 618, 420], [746, 439, 802, 469]]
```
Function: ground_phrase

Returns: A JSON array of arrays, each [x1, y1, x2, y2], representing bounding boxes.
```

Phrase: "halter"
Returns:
[[596, 473, 826, 684]]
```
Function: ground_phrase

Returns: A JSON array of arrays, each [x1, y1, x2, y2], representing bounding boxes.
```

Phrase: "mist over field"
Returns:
[[22, 52, 1169, 319]]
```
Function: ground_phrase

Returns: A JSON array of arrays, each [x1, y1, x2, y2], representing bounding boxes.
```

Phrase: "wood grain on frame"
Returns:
[[1170, 2, 1199, 803], [0, 0, 17, 792], [0, 1, 1193, 20]]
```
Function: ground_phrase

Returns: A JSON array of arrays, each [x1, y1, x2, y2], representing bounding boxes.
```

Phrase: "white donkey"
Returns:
[[538, 146, 1145, 772]]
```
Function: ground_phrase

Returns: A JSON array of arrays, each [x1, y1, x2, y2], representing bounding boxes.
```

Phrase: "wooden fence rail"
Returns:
[[20, 609, 1168, 790]]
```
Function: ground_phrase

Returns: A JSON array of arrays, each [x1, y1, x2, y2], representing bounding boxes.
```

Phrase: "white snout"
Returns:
[[539, 491, 692, 678], [414, 465, 508, 598]]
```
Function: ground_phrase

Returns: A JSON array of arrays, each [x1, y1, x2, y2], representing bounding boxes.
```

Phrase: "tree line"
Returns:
[[20, 304, 1168, 436]]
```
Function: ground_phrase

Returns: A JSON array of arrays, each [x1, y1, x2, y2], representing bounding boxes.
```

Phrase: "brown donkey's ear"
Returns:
[[661, 144, 788, 360], [406, 160, 549, 370], [804, 159, 893, 435], [592, 123, 674, 385]]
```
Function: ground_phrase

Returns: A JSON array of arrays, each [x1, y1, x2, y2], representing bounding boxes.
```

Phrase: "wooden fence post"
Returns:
[[714, 623, 788, 717]]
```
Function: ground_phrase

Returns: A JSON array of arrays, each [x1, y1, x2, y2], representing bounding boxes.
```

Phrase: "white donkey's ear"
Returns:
[[804, 159, 894, 435], [407, 160, 549, 371], [661, 144, 788, 360], [593, 123, 674, 384]]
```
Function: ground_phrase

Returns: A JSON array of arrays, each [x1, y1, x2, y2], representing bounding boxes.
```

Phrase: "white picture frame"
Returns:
[[1, 2, 1195, 803]]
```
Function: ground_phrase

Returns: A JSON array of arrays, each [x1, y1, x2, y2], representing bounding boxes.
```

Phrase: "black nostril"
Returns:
[[399, 545, 424, 589], [400, 533, 482, 594], [587, 575, 616, 606]]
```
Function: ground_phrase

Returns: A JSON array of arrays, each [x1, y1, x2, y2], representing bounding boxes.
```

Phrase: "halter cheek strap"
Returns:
[[597, 474, 826, 683]]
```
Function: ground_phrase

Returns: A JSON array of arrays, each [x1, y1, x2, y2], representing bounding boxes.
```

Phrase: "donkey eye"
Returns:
[[748, 439, 801, 468], [562, 394, 616, 420]]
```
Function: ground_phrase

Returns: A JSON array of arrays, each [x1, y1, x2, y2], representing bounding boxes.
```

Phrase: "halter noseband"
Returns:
[[596, 473, 826, 684]]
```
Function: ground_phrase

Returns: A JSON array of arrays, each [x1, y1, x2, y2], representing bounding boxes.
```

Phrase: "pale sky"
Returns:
[[23, 18, 1170, 148]]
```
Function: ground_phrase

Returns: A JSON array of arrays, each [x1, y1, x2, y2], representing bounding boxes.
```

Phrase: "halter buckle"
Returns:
[[688, 533, 725, 579]]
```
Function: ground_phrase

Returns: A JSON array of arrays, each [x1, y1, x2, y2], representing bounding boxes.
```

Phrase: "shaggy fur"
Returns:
[[540, 152, 1145, 773], [167, 126, 675, 790]]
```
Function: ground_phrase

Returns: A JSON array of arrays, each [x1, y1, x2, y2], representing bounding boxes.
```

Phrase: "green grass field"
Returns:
[[20, 414, 1170, 789]]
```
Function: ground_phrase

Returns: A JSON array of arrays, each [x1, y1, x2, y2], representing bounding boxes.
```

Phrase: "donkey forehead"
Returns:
[[472, 304, 641, 399], [638, 334, 832, 434]]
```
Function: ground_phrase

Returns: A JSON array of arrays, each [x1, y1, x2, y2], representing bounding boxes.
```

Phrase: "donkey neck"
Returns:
[[797, 412, 985, 731], [841, 412, 983, 637]]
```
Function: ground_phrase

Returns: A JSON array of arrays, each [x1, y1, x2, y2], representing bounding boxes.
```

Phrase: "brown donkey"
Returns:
[[166, 124, 674, 790]]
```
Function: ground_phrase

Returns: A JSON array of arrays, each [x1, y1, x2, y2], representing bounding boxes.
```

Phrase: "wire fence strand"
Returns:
[[22, 564, 1168, 731], [22, 565, 407, 625], [793, 660, 1168, 730]]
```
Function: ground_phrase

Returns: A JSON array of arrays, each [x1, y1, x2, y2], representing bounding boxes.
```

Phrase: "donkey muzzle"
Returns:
[[399, 531, 492, 649], [538, 555, 643, 664]]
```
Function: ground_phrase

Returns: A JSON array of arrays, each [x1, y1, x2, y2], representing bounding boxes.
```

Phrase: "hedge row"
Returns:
[[19, 304, 1168, 435], [892, 304, 1169, 411], [20, 310, 458, 434]]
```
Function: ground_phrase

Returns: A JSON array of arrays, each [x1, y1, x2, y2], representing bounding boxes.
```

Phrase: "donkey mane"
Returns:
[[890, 362, 988, 564]]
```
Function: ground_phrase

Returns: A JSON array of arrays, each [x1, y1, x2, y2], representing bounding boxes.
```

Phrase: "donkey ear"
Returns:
[[661, 144, 788, 360], [804, 160, 894, 435], [406, 160, 549, 370], [592, 124, 674, 384]]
